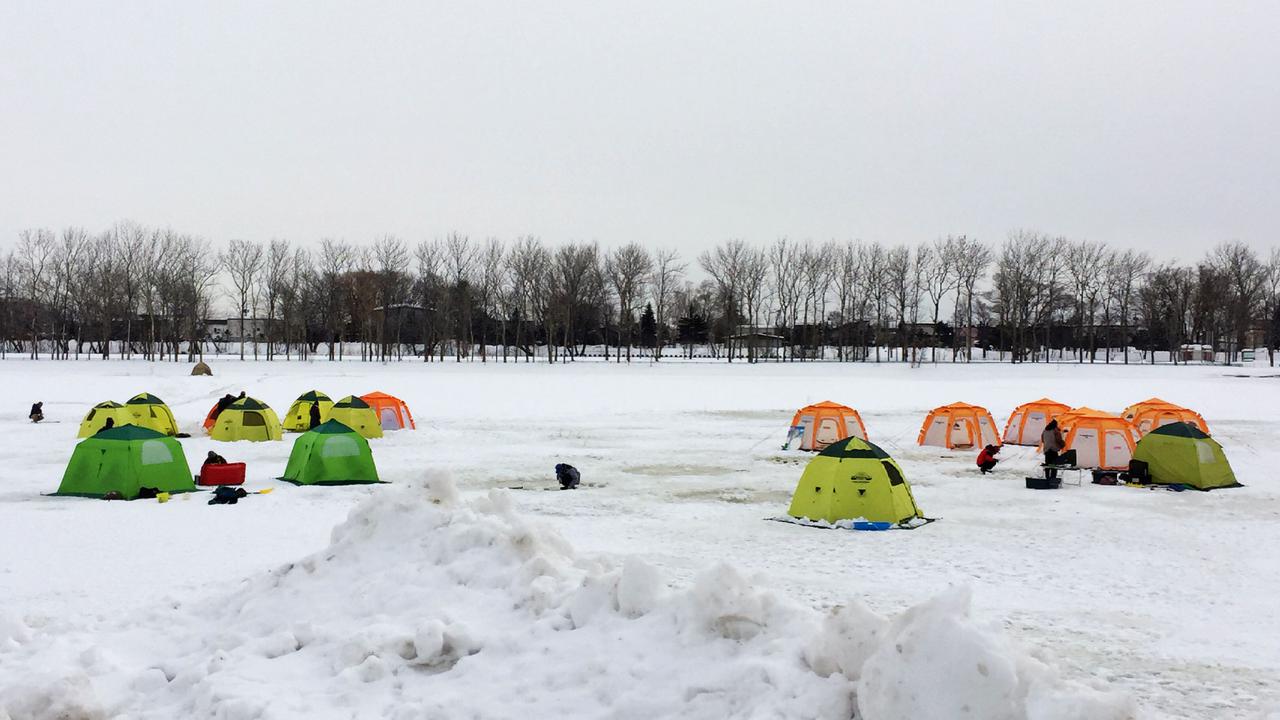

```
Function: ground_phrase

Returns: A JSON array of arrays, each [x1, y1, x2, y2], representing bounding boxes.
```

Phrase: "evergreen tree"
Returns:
[[639, 302, 657, 346]]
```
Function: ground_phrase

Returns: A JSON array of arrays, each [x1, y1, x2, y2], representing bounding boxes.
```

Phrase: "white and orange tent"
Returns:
[[1121, 398, 1209, 436], [788, 401, 868, 451], [360, 391, 416, 431], [1061, 408, 1140, 470], [1002, 398, 1071, 446], [918, 402, 1000, 450]]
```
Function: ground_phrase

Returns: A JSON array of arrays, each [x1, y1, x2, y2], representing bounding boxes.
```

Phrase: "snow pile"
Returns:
[[0, 473, 1134, 719]]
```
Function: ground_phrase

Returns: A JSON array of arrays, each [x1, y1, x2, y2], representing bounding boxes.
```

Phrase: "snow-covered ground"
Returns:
[[1, 359, 1277, 719]]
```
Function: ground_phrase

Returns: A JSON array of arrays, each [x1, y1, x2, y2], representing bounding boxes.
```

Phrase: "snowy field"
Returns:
[[1, 358, 1278, 719]]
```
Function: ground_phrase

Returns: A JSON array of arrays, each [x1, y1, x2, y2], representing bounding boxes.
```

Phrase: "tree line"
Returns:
[[2, 222, 1278, 365]]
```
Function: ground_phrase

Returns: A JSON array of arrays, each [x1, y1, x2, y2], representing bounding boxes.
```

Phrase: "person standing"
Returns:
[[1041, 419, 1066, 479], [309, 402, 321, 429]]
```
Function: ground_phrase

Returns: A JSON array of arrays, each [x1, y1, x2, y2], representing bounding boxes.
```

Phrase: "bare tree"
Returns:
[[444, 233, 478, 360], [1210, 241, 1266, 362], [261, 239, 291, 360], [16, 229, 56, 358], [647, 248, 685, 360], [921, 236, 959, 362], [605, 242, 653, 362], [371, 235, 410, 361], [220, 240, 265, 360], [476, 238, 505, 363], [317, 239, 353, 360]]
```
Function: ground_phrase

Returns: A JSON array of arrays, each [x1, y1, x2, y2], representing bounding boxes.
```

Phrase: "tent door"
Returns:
[[379, 407, 399, 430], [1004, 411, 1024, 442], [814, 418, 841, 448]]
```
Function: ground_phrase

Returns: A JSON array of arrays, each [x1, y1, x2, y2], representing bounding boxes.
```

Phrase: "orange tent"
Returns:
[[789, 401, 868, 450], [1122, 398, 1209, 436], [1002, 398, 1071, 446], [1120, 397, 1174, 422], [1061, 409, 1140, 470], [360, 391, 416, 431], [918, 402, 999, 449]]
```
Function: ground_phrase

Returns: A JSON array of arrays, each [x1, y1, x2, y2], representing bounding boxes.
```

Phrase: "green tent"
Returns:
[[280, 420, 381, 486], [1133, 422, 1241, 490], [787, 436, 924, 524], [54, 425, 196, 499]]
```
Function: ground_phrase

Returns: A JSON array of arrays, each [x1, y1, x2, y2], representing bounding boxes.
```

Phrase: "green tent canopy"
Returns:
[[54, 425, 197, 499], [787, 437, 924, 524], [1133, 422, 1241, 490], [280, 420, 381, 486]]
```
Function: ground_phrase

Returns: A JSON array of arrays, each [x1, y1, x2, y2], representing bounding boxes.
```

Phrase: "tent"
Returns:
[[786, 437, 924, 525], [917, 402, 999, 449], [1121, 398, 1177, 423], [789, 401, 868, 451], [283, 390, 334, 432], [77, 401, 136, 438], [1132, 422, 1240, 490], [1002, 398, 1071, 446], [361, 391, 416, 431], [1061, 408, 1140, 470], [54, 425, 196, 499], [1124, 400, 1210, 436], [210, 397, 283, 442], [279, 420, 381, 485], [328, 396, 384, 439], [125, 393, 179, 436]]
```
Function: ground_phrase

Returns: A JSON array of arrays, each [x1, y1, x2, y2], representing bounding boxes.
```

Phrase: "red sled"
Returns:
[[197, 462, 246, 486]]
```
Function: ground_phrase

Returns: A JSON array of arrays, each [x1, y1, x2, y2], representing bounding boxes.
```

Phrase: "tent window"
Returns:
[[1196, 440, 1216, 464], [321, 436, 360, 458], [882, 461, 905, 486], [380, 408, 399, 430], [843, 416, 864, 439], [140, 440, 173, 465], [242, 412, 265, 427]]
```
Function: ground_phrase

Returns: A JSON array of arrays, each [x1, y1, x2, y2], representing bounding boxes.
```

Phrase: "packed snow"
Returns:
[[1, 358, 1278, 719]]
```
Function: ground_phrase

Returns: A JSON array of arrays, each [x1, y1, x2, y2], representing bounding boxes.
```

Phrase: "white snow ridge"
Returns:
[[0, 472, 1134, 720]]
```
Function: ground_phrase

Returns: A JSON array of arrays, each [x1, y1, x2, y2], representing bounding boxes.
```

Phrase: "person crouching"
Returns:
[[976, 444, 1000, 474]]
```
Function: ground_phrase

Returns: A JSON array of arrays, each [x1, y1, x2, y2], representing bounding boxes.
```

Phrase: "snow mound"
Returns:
[[0, 472, 1134, 719]]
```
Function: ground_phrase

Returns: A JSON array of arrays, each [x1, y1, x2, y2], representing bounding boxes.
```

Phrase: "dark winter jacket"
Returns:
[[1041, 426, 1065, 453], [309, 403, 321, 428], [212, 394, 235, 419]]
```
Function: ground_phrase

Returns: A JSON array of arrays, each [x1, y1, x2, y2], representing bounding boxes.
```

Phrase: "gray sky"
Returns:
[[1, 1, 1275, 261]]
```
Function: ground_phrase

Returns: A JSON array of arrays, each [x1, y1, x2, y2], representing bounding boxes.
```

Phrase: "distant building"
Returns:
[[203, 317, 278, 342]]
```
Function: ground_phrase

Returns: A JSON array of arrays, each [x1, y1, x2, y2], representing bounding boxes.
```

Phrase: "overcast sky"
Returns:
[[1, 1, 1275, 262]]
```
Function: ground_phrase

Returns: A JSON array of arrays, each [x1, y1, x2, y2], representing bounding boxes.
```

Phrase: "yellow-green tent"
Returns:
[[77, 401, 136, 438], [282, 390, 333, 432], [328, 396, 383, 439], [125, 393, 179, 436], [1132, 422, 1240, 490], [210, 397, 283, 442], [787, 436, 924, 525]]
